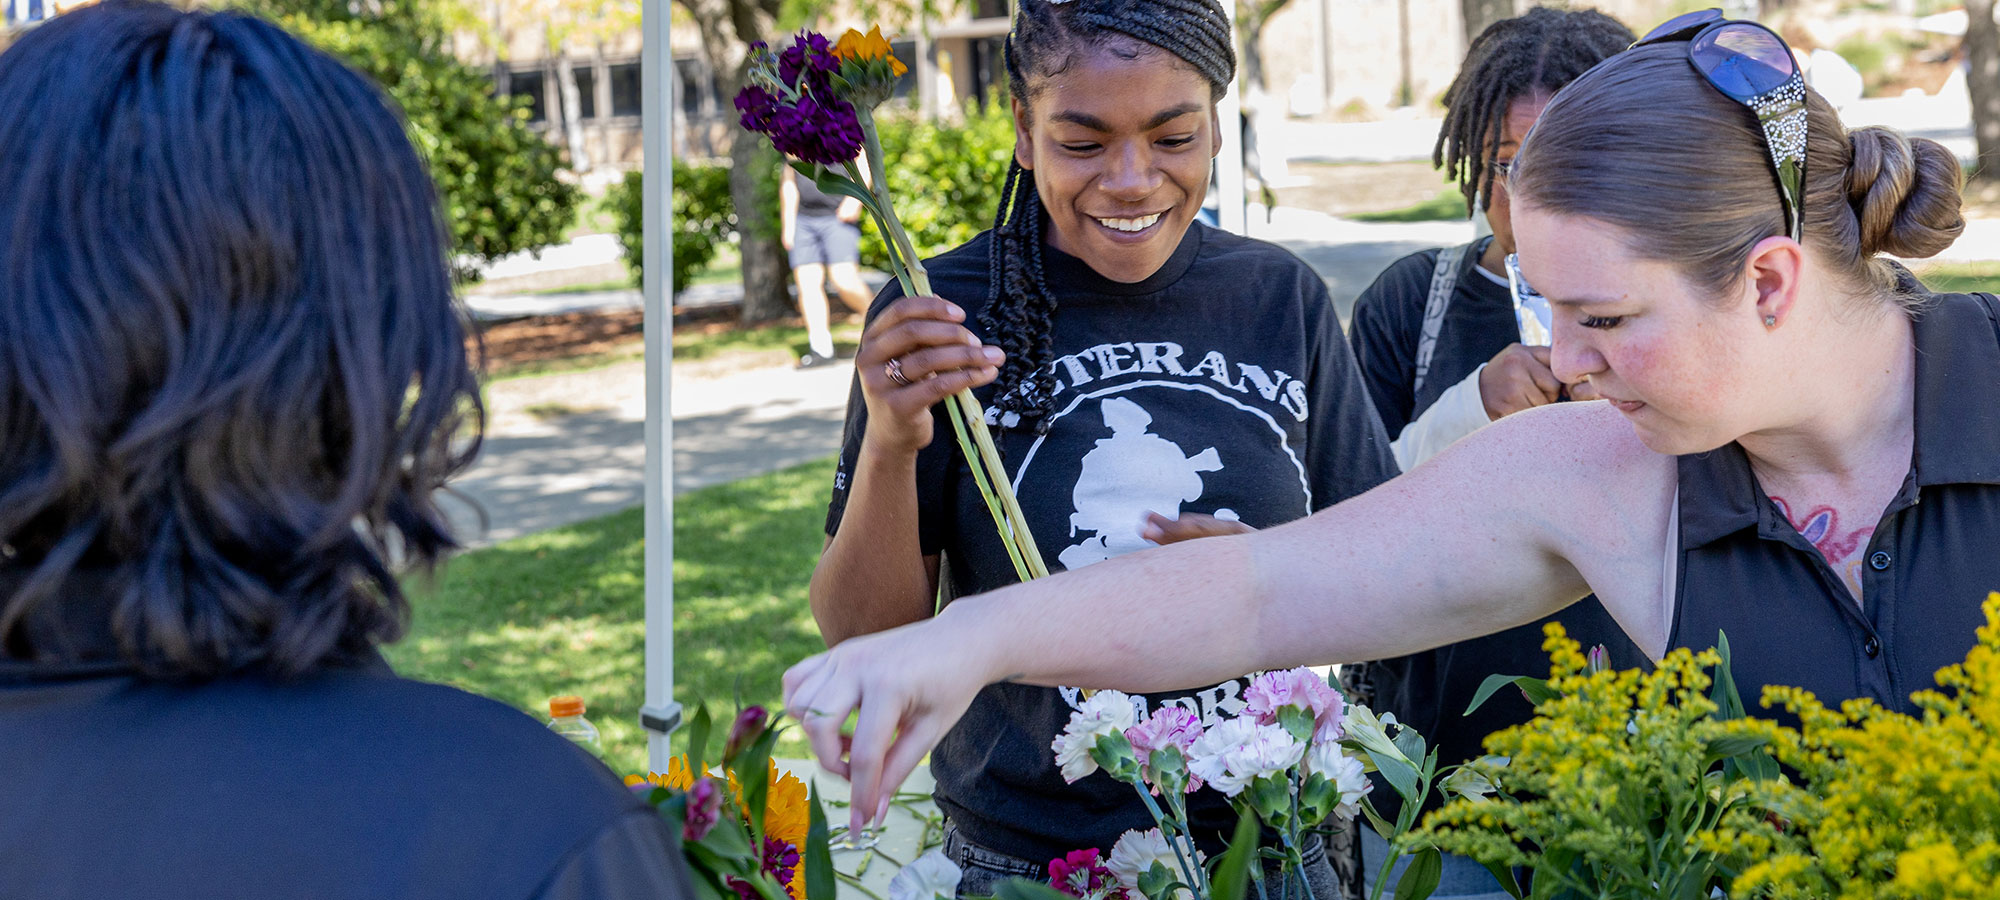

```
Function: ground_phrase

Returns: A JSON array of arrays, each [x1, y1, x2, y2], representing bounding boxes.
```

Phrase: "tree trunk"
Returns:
[[551, 38, 592, 174], [731, 135, 792, 324], [675, 0, 790, 323], [1968, 0, 2000, 184], [1458, 0, 1514, 49]]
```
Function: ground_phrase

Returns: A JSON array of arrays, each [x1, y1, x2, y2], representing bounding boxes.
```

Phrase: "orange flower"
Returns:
[[834, 25, 907, 78], [628, 757, 813, 899]]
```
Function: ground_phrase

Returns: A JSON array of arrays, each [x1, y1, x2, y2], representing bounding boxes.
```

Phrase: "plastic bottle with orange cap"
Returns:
[[547, 695, 601, 752]]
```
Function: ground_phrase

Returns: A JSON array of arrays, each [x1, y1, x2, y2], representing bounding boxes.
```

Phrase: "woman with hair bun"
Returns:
[[785, 12, 2000, 855]]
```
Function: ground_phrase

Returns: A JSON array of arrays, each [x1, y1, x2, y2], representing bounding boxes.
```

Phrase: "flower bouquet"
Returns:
[[736, 28, 1045, 581], [629, 704, 834, 900], [1044, 668, 1483, 900]]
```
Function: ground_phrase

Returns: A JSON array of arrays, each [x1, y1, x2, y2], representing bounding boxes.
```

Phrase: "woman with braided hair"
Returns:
[[788, 12, 1999, 898], [1341, 10, 1644, 897], [809, 0, 1397, 892]]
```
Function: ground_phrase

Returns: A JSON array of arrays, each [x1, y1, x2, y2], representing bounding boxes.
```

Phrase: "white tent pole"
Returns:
[[638, 0, 682, 772], [1216, 1, 1247, 234]]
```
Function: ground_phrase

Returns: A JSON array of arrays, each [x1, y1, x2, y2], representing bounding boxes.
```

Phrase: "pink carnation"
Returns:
[[1243, 668, 1346, 741], [1124, 706, 1202, 766], [1048, 849, 1122, 900]]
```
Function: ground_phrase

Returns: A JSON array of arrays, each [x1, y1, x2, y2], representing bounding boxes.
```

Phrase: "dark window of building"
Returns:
[[573, 66, 596, 119], [891, 40, 917, 100], [510, 68, 547, 123], [974, 0, 1006, 18], [675, 57, 708, 120], [609, 62, 642, 117], [970, 35, 1008, 105]]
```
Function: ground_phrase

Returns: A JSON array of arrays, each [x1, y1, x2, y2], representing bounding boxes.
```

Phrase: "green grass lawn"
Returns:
[[388, 456, 838, 777], [1349, 189, 1467, 223], [1916, 261, 2000, 295]]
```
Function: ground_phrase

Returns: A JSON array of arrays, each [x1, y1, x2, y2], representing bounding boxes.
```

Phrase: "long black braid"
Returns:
[[980, 0, 1235, 432], [1434, 6, 1634, 216]]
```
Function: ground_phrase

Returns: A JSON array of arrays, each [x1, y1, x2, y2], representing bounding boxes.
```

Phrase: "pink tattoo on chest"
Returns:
[[1768, 496, 1875, 564]]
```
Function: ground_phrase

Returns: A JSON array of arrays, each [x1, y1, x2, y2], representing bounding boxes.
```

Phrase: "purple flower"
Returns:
[[725, 705, 769, 761], [768, 93, 863, 166], [684, 776, 723, 842], [777, 31, 839, 89], [1244, 668, 1346, 742], [736, 85, 779, 134], [1124, 706, 1201, 767], [723, 838, 802, 900]]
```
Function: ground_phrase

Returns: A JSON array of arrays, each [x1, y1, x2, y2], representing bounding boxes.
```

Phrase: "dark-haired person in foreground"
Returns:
[[0, 5, 688, 898], [807, 0, 1397, 893], [1341, 9, 1644, 896], [786, 14, 2000, 881]]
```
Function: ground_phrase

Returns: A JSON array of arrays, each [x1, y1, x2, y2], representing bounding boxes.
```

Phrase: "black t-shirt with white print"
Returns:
[[825, 222, 1399, 865]]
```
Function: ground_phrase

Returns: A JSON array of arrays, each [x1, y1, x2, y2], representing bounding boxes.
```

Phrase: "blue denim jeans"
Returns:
[[1359, 827, 1514, 900], [943, 821, 1341, 900]]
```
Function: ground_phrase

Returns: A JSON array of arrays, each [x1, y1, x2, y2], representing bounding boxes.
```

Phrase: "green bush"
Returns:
[[860, 97, 1017, 271], [249, 1, 581, 278], [612, 160, 771, 294]]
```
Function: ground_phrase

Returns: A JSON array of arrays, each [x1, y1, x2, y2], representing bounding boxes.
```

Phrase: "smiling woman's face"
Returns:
[[1013, 41, 1219, 284]]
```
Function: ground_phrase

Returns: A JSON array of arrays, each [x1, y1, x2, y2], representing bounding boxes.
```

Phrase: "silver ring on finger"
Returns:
[[885, 357, 913, 387]]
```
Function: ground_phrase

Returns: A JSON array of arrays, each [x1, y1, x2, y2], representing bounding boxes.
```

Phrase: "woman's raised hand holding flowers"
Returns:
[[853, 297, 1006, 457]]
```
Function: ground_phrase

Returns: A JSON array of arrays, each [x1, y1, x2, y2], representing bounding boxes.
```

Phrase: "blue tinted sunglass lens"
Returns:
[[1690, 25, 1796, 98], [1639, 7, 1722, 43]]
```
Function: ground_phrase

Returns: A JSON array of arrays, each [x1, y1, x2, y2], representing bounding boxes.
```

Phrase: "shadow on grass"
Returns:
[[391, 457, 838, 777]]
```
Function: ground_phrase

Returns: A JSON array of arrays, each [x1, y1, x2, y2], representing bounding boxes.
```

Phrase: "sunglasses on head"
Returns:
[[1634, 8, 1807, 243]]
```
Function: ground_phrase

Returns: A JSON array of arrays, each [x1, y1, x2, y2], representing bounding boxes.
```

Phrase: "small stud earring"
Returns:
[[1764, 315, 1777, 327]]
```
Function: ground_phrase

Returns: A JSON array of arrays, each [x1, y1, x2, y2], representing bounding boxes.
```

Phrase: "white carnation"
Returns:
[[889, 851, 962, 900], [1186, 717, 1305, 797], [1107, 828, 1203, 900], [1306, 741, 1371, 819], [1052, 690, 1139, 783]]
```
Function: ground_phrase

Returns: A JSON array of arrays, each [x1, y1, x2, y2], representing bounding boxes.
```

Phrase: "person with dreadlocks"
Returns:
[[808, 0, 1397, 893], [1340, 10, 1644, 896]]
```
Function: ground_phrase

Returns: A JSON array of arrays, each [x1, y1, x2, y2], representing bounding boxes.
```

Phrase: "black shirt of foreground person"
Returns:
[[0, 579, 694, 900]]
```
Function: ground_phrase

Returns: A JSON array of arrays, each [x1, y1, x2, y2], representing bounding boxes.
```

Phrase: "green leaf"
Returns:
[[1709, 631, 1781, 782], [1464, 674, 1529, 716], [1211, 809, 1262, 900], [1392, 847, 1442, 900], [1391, 727, 1427, 772], [991, 879, 1081, 900], [698, 817, 758, 862], [688, 703, 715, 778], [1374, 752, 1422, 805], [1703, 734, 1771, 762], [739, 726, 783, 847], [1479, 859, 1523, 900], [1138, 861, 1178, 900], [804, 782, 836, 900], [1515, 677, 1559, 706]]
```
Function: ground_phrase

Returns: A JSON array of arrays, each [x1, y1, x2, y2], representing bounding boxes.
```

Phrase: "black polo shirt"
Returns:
[[1671, 289, 2000, 712]]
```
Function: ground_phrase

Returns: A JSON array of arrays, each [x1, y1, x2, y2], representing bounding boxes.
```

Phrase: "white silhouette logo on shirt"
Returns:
[[1056, 397, 1228, 571]]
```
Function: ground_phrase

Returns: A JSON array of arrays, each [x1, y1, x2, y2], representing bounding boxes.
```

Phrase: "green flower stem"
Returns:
[[848, 109, 1048, 581], [1131, 782, 1206, 898], [835, 870, 888, 900]]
